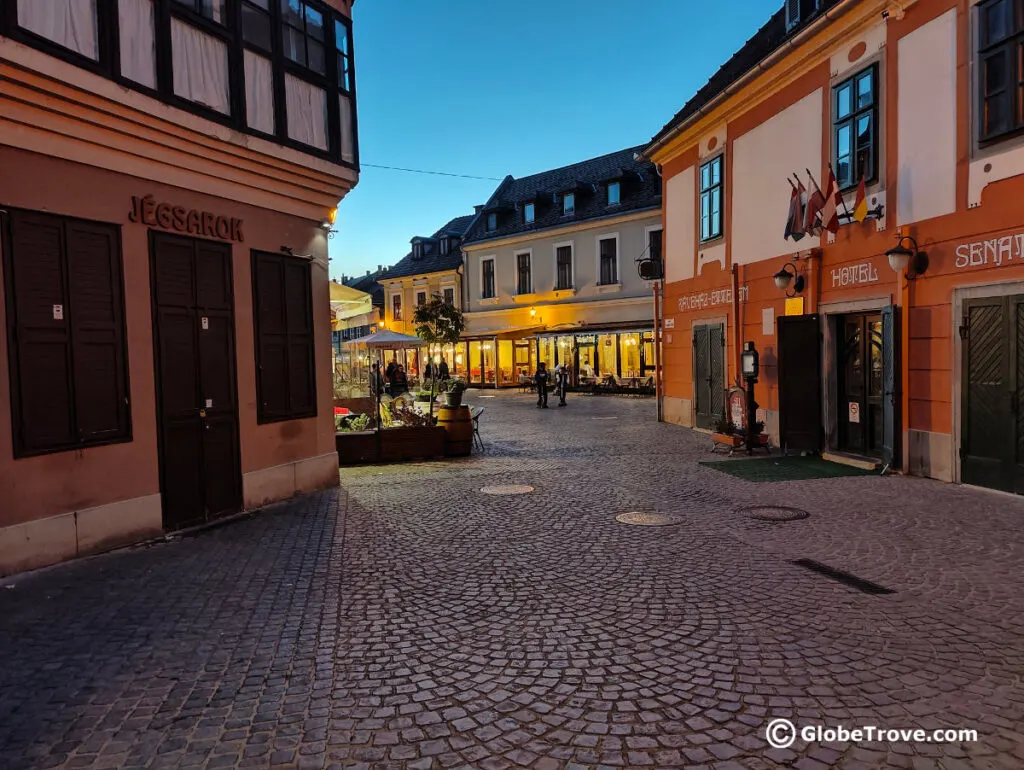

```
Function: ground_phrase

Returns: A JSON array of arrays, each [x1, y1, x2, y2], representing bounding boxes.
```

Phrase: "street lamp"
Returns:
[[885, 236, 929, 280], [741, 342, 760, 454], [772, 262, 805, 297]]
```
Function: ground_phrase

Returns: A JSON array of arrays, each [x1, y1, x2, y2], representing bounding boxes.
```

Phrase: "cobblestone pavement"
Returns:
[[2, 391, 1024, 770]]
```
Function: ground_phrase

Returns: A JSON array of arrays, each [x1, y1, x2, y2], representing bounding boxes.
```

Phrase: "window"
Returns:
[[524, 203, 535, 223], [3, 210, 131, 457], [699, 156, 723, 242], [486, 212, 498, 231], [481, 259, 496, 299], [242, 0, 272, 49], [392, 293, 403, 321], [978, 0, 1024, 141], [556, 244, 573, 290], [282, 0, 326, 74], [563, 193, 576, 216], [11, 0, 358, 167], [648, 228, 663, 269], [416, 291, 427, 307], [443, 287, 455, 305], [608, 182, 621, 206], [833, 64, 878, 189], [253, 252, 316, 423], [16, 0, 100, 60], [516, 252, 532, 295], [598, 237, 618, 285], [119, 0, 157, 89], [440, 237, 449, 256], [412, 242, 423, 259]]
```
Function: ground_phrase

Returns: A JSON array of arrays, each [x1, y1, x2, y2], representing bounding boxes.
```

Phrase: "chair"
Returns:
[[469, 406, 484, 451]]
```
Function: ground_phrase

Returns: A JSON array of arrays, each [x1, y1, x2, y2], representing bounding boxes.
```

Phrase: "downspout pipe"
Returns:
[[638, 0, 856, 163]]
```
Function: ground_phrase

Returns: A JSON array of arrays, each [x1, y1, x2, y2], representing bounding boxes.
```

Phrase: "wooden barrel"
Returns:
[[437, 405, 473, 456]]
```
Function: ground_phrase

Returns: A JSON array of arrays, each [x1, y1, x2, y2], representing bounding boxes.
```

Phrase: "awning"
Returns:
[[342, 330, 423, 349], [462, 325, 546, 340]]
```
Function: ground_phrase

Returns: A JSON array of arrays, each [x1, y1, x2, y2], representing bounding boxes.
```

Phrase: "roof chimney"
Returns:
[[474, 205, 484, 214], [366, 270, 370, 276], [378, 264, 382, 272]]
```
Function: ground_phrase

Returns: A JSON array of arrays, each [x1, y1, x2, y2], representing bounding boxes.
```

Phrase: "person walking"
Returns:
[[555, 363, 570, 407], [535, 362, 550, 409], [438, 359, 450, 382]]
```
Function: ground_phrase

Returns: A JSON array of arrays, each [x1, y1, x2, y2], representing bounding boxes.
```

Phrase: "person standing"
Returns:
[[535, 362, 550, 409], [385, 359, 398, 394], [438, 359, 450, 382], [395, 365, 409, 395], [555, 363, 570, 407]]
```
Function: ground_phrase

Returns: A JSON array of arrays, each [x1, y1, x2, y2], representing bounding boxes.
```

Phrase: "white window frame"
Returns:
[[442, 286, 455, 305], [644, 225, 664, 263], [514, 249, 533, 295], [595, 232, 620, 286], [524, 202, 535, 224], [562, 193, 576, 216], [553, 240, 575, 290], [415, 290, 427, 307], [480, 256, 497, 299]]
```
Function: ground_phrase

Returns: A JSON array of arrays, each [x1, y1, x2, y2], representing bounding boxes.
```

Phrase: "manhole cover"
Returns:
[[742, 505, 809, 522], [615, 512, 681, 526], [480, 485, 534, 495]]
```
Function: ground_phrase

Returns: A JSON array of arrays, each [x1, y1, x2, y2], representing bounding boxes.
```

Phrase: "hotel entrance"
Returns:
[[836, 312, 884, 456]]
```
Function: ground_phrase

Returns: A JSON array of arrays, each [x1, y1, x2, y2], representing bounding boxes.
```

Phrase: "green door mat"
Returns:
[[699, 456, 874, 482]]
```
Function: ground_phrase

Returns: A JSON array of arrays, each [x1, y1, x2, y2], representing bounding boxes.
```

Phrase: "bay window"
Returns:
[[4, 0, 358, 167]]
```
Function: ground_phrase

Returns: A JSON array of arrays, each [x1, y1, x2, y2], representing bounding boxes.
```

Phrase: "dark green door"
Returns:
[[961, 296, 1024, 493], [693, 323, 724, 429]]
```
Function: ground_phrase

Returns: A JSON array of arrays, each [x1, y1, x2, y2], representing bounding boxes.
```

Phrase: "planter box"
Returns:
[[712, 432, 743, 447], [336, 426, 446, 466]]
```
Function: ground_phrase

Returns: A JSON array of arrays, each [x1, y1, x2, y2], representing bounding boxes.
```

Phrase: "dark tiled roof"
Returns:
[[344, 271, 386, 306], [462, 147, 661, 244], [645, 0, 843, 153], [381, 214, 476, 279]]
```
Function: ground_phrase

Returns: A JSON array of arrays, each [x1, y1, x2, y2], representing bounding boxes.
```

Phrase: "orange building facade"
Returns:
[[646, 0, 1024, 492], [0, 0, 358, 574]]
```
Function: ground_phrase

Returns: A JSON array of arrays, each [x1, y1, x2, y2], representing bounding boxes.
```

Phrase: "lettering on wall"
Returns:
[[129, 195, 245, 242], [831, 262, 879, 288], [954, 234, 1024, 269], [677, 285, 749, 312]]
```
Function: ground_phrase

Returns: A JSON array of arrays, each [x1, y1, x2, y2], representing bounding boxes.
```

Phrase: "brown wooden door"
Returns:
[[837, 313, 883, 456], [150, 232, 242, 530], [693, 324, 724, 429]]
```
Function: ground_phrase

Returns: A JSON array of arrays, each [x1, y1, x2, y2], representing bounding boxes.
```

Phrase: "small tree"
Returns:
[[413, 294, 466, 418]]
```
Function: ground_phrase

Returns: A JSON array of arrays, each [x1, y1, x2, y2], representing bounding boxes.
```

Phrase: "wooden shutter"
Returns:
[[5, 212, 76, 453], [253, 251, 316, 422], [284, 259, 315, 415], [66, 221, 129, 443]]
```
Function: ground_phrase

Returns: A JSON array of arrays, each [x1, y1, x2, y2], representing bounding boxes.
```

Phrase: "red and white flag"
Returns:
[[784, 179, 805, 241], [820, 165, 842, 234], [803, 175, 825, 235]]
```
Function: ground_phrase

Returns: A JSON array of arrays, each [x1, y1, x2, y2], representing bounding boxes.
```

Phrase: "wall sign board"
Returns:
[[130, 195, 244, 242]]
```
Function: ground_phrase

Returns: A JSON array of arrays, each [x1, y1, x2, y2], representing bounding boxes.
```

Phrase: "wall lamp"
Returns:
[[772, 262, 805, 297], [319, 207, 338, 239], [885, 236, 928, 280]]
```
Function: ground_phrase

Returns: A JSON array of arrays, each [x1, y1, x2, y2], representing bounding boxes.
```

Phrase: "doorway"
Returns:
[[693, 323, 725, 429], [150, 232, 242, 531], [837, 312, 884, 456], [961, 295, 1024, 493]]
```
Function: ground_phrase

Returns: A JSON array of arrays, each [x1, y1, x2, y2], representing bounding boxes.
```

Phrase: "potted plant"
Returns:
[[711, 416, 743, 448], [444, 377, 467, 408]]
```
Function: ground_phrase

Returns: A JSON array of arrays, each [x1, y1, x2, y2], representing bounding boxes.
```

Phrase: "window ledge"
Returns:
[[512, 292, 538, 303], [553, 287, 577, 299], [595, 282, 623, 294], [479, 297, 501, 306]]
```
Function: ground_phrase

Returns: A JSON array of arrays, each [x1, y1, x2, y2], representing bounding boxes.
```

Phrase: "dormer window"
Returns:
[[524, 203, 535, 224], [412, 241, 423, 259], [440, 237, 450, 255], [563, 193, 575, 216], [487, 212, 498, 231], [608, 182, 620, 206]]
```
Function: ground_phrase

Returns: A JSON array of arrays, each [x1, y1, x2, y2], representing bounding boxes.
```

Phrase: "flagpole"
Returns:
[[805, 168, 823, 194], [829, 162, 854, 220]]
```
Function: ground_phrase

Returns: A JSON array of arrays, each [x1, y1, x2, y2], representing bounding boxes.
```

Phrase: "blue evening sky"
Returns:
[[329, 0, 783, 281]]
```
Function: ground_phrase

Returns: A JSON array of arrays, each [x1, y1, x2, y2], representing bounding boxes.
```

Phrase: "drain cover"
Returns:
[[480, 485, 534, 495], [615, 512, 681, 526], [742, 505, 809, 522]]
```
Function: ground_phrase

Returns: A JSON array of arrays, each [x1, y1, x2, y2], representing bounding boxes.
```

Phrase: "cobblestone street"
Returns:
[[2, 391, 1024, 770]]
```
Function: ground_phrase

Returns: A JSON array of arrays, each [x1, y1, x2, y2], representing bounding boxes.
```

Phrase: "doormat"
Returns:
[[699, 456, 874, 482]]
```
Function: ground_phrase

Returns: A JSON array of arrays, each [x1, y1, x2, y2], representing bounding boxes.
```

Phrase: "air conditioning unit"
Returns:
[[786, 0, 821, 31]]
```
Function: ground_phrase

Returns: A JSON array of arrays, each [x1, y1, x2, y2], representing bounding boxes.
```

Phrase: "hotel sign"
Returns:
[[129, 195, 245, 242], [954, 233, 1024, 268], [677, 285, 749, 311], [831, 262, 879, 287]]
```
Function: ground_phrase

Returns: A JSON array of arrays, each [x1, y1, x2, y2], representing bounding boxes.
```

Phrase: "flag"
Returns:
[[853, 175, 868, 223], [820, 165, 842, 234], [803, 176, 825, 235], [784, 180, 805, 241]]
